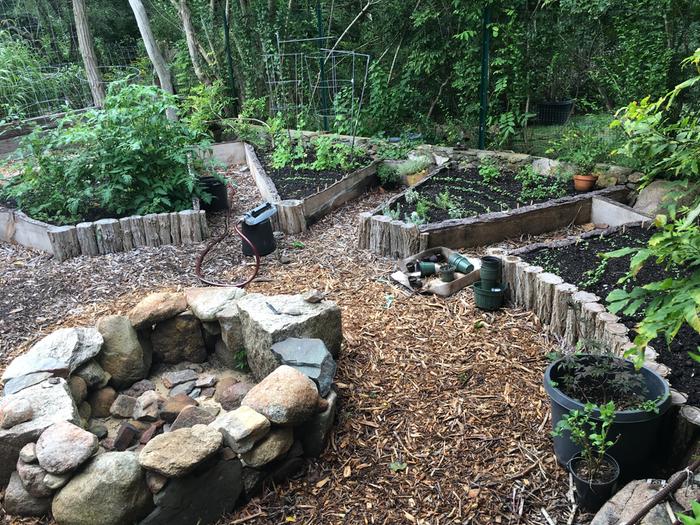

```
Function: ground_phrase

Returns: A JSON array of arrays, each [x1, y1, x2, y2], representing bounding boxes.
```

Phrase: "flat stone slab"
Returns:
[[237, 293, 342, 380], [270, 338, 336, 396], [128, 292, 188, 329], [210, 406, 270, 453], [139, 424, 222, 477], [2, 328, 103, 384], [0, 378, 80, 485], [185, 287, 246, 322]]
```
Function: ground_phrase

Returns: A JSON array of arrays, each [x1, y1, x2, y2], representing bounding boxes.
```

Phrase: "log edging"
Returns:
[[1, 206, 209, 262]]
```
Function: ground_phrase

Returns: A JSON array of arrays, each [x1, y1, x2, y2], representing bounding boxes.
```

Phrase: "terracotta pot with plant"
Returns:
[[573, 172, 599, 192]]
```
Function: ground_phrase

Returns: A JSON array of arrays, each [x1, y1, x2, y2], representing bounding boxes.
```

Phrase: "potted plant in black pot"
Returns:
[[544, 348, 671, 479], [536, 52, 576, 125], [553, 401, 620, 512]]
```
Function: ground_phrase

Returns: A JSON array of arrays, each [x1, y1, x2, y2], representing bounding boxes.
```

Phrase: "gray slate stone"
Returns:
[[96, 315, 152, 389], [3, 471, 52, 517], [2, 372, 53, 396], [298, 389, 338, 457], [1, 328, 103, 384], [270, 338, 336, 396], [52, 451, 153, 525], [162, 369, 198, 388], [139, 458, 243, 525], [0, 378, 80, 485], [237, 293, 342, 380], [170, 381, 195, 397]]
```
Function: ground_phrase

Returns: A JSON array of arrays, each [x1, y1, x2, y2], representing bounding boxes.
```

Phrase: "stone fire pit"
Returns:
[[0, 287, 341, 525]]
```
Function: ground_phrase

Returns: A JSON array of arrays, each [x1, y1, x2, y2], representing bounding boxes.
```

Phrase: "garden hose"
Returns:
[[194, 184, 261, 288]]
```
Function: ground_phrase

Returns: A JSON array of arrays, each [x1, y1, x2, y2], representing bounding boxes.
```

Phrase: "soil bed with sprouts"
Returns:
[[522, 225, 700, 404]]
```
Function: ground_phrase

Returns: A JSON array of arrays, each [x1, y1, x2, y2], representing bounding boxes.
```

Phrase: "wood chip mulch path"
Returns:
[[0, 165, 593, 525]]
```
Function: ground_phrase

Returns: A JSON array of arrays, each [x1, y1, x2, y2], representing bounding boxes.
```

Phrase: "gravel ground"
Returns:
[[0, 166, 593, 524]]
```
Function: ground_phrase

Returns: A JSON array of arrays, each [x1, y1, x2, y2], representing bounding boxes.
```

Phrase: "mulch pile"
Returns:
[[0, 165, 593, 525]]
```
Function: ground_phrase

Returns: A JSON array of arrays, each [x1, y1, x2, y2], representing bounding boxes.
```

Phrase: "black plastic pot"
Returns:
[[472, 281, 506, 311], [241, 202, 277, 257], [568, 453, 620, 512], [439, 266, 455, 282], [536, 100, 575, 125], [480, 256, 502, 290], [544, 356, 671, 478], [199, 176, 229, 212]]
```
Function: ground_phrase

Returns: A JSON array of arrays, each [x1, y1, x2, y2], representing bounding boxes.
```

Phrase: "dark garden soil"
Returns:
[[389, 166, 582, 223], [259, 151, 372, 201], [523, 225, 700, 404]]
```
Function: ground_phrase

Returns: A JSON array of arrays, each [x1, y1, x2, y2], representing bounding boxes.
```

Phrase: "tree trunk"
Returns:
[[128, 0, 177, 120], [172, 0, 210, 85], [72, 0, 105, 107]]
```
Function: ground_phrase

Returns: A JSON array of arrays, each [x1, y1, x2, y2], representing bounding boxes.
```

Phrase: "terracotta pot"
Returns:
[[573, 174, 598, 192]]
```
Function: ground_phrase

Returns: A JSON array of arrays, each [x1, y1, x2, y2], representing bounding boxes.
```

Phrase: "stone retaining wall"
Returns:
[[0, 287, 341, 524], [0, 207, 209, 261]]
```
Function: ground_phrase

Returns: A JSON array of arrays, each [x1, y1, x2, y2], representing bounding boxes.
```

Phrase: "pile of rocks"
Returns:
[[0, 287, 341, 525]]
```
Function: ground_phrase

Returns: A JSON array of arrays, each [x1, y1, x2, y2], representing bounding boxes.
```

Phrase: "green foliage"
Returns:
[[404, 188, 420, 205], [1, 83, 214, 225], [181, 80, 228, 135], [606, 204, 700, 367], [553, 401, 618, 481], [434, 190, 464, 219], [372, 137, 416, 160], [515, 165, 568, 201], [612, 49, 700, 186], [678, 501, 700, 525], [307, 136, 358, 172], [580, 257, 609, 288], [547, 126, 611, 173], [383, 204, 401, 220], [478, 157, 501, 184], [377, 164, 401, 190]]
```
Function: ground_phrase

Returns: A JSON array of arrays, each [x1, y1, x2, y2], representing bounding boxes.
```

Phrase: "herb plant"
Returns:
[[383, 204, 401, 220], [377, 164, 401, 190], [478, 157, 501, 184], [515, 165, 568, 201], [553, 401, 618, 482], [1, 83, 215, 225]]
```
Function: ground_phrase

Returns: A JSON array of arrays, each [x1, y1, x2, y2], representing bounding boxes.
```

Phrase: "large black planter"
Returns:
[[536, 100, 575, 125], [199, 176, 229, 212], [544, 356, 671, 478]]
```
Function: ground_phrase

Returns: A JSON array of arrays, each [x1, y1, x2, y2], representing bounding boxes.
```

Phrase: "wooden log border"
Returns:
[[496, 221, 667, 369], [357, 159, 632, 259], [244, 144, 379, 235], [0, 205, 209, 262]]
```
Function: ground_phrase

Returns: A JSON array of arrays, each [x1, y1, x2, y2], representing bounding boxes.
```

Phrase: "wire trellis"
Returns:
[[264, 34, 370, 141]]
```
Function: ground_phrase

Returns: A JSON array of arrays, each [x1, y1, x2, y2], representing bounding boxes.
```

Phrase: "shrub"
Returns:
[[377, 164, 401, 190], [546, 126, 611, 174], [1, 83, 215, 225]]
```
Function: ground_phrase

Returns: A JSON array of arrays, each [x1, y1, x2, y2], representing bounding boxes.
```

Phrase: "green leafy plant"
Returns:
[[1, 83, 214, 225], [434, 190, 464, 219], [383, 204, 401, 220], [678, 501, 700, 525], [404, 188, 420, 205], [377, 164, 401, 190], [182, 79, 228, 135], [415, 198, 431, 223], [515, 165, 568, 201], [546, 125, 610, 174], [478, 157, 501, 184], [553, 401, 618, 482], [405, 211, 426, 226], [395, 157, 432, 178], [580, 256, 609, 288], [605, 204, 700, 367]]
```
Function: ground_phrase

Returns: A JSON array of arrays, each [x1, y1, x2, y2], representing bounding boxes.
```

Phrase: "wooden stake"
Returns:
[[550, 283, 578, 338], [94, 218, 123, 254], [130, 216, 147, 247], [535, 272, 564, 326], [75, 222, 99, 256], [157, 212, 172, 244], [143, 214, 161, 247], [47, 225, 81, 262], [119, 217, 134, 251]]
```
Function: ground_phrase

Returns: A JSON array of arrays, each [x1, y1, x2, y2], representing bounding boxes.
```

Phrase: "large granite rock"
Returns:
[[151, 312, 207, 364], [1, 328, 103, 384], [36, 421, 98, 474], [270, 338, 336, 396], [185, 287, 245, 322], [298, 389, 338, 457], [52, 451, 153, 525], [242, 365, 321, 425], [96, 315, 152, 389], [210, 406, 270, 453], [0, 378, 80, 485], [633, 180, 700, 217], [3, 470, 52, 517], [139, 424, 222, 477], [591, 479, 672, 525], [237, 293, 342, 380], [139, 458, 243, 525], [240, 427, 293, 468], [128, 292, 188, 329]]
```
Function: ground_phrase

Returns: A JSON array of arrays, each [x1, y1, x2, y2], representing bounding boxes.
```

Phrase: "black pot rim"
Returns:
[[544, 356, 671, 422], [567, 453, 620, 486]]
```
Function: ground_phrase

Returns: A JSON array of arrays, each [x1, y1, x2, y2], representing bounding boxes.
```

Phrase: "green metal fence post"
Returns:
[[316, 0, 329, 131], [478, 5, 491, 149]]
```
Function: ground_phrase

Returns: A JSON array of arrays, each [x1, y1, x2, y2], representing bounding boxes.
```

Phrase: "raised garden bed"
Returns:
[[0, 206, 209, 262], [515, 223, 699, 405], [358, 160, 636, 258], [0, 288, 340, 523], [245, 144, 378, 234]]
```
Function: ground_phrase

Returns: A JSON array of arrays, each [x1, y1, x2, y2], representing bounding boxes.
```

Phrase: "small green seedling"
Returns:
[[678, 501, 700, 525], [290, 240, 305, 249], [389, 461, 407, 472]]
